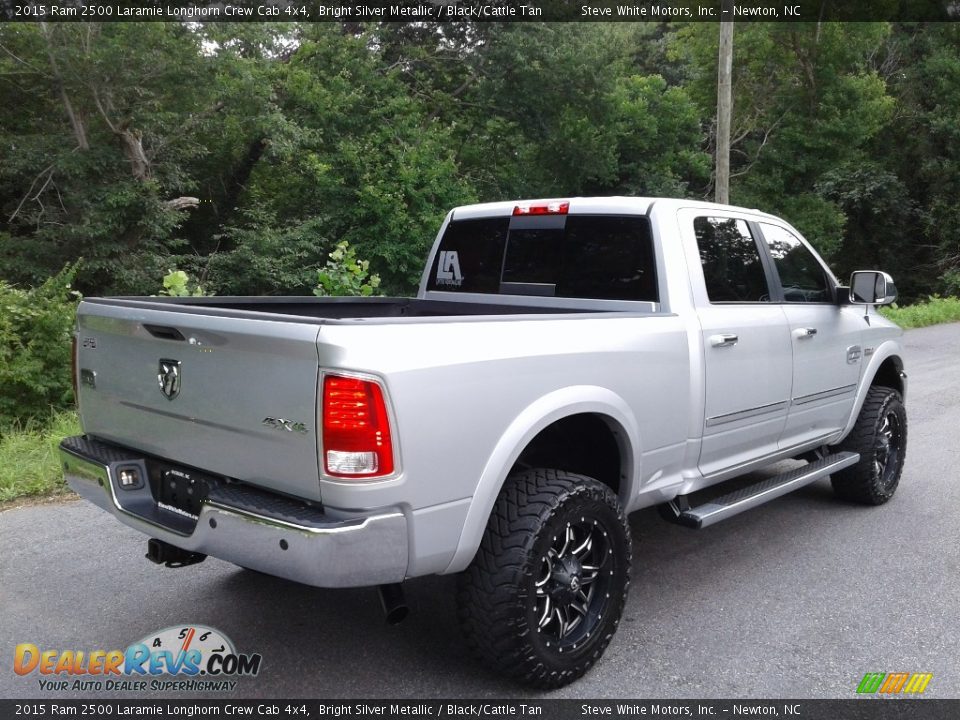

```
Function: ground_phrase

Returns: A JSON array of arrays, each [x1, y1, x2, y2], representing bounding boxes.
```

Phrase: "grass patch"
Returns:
[[0, 411, 81, 504], [879, 295, 960, 329]]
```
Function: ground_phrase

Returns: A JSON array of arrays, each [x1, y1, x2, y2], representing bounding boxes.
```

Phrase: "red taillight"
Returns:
[[71, 335, 79, 401], [513, 201, 569, 216], [322, 374, 394, 478]]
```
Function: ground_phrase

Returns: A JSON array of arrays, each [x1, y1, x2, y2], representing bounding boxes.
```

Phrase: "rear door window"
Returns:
[[427, 214, 657, 302], [694, 216, 771, 303]]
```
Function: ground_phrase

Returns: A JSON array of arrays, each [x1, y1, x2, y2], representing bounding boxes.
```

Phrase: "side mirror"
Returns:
[[849, 271, 897, 306]]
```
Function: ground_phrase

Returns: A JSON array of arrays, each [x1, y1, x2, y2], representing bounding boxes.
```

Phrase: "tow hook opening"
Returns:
[[378, 583, 408, 625], [146, 538, 206, 568]]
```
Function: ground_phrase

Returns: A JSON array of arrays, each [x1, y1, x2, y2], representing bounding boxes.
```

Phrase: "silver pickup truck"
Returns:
[[61, 197, 907, 688]]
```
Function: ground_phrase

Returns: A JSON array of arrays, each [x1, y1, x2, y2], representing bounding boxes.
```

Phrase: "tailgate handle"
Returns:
[[144, 324, 186, 341]]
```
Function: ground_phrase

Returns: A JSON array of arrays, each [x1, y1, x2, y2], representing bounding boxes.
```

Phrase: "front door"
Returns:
[[755, 222, 863, 448]]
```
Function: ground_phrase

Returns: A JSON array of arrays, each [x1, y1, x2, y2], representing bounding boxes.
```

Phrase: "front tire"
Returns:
[[831, 386, 907, 505], [457, 469, 631, 688]]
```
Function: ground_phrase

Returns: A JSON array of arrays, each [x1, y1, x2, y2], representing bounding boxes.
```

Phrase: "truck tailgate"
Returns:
[[75, 301, 323, 501]]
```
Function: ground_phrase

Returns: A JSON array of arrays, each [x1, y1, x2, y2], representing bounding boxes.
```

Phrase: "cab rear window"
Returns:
[[426, 215, 657, 302]]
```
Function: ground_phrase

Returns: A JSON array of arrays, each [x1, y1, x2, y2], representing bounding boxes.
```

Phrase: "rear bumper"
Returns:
[[59, 436, 408, 588]]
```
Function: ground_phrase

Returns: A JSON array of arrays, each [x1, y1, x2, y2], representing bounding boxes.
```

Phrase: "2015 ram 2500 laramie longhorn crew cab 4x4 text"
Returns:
[[61, 197, 907, 688]]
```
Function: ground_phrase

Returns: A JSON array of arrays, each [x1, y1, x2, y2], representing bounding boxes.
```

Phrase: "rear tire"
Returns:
[[457, 468, 631, 688], [831, 386, 907, 505]]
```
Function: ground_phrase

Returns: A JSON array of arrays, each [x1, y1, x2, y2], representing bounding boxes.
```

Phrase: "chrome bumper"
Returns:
[[59, 436, 408, 588]]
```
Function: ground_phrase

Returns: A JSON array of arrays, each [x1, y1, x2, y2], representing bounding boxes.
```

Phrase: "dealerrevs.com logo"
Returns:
[[14, 625, 262, 692]]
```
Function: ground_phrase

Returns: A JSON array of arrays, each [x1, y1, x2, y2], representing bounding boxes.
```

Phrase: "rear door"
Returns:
[[679, 209, 793, 477], [75, 301, 324, 501]]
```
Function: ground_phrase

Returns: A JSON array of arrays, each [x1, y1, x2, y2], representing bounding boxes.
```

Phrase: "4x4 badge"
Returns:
[[158, 359, 181, 400]]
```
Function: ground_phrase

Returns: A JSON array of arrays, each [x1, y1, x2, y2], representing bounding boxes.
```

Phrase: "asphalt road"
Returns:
[[2, 323, 959, 700]]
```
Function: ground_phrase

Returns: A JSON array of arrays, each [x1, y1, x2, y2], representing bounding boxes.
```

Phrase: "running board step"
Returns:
[[675, 451, 860, 529]]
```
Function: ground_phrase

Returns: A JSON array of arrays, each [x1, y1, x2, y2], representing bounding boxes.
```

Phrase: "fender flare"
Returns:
[[441, 385, 641, 574], [838, 339, 906, 440]]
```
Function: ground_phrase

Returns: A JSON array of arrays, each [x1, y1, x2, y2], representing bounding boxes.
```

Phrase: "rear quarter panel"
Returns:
[[315, 313, 691, 575]]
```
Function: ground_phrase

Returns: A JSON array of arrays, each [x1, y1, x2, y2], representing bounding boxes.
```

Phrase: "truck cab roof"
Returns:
[[451, 196, 781, 222]]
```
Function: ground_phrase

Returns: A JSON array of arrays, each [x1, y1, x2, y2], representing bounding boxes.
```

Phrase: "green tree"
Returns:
[[204, 25, 475, 294], [672, 22, 895, 260], [0, 265, 79, 429], [877, 23, 960, 296], [0, 23, 224, 293]]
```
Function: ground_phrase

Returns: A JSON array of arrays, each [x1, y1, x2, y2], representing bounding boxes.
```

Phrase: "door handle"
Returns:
[[709, 333, 739, 348], [794, 327, 818, 339]]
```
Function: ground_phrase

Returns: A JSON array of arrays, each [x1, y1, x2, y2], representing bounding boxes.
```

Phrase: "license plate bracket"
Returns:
[[150, 463, 210, 519]]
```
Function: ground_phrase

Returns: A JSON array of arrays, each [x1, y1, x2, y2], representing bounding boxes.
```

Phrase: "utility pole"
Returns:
[[715, 5, 734, 205]]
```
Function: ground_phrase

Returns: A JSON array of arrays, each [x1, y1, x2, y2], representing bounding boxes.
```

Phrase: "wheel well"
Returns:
[[871, 356, 904, 396], [512, 414, 626, 496]]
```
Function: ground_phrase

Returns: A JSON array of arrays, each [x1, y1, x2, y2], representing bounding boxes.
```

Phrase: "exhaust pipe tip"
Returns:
[[385, 605, 409, 625], [378, 583, 409, 625]]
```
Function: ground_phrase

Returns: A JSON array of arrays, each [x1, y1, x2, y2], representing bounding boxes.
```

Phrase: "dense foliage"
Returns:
[[0, 265, 78, 429], [3, 22, 958, 301]]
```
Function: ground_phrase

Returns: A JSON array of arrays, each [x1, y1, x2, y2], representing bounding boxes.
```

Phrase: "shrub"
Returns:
[[314, 241, 383, 297], [0, 265, 80, 431], [879, 295, 960, 329], [160, 269, 208, 297]]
